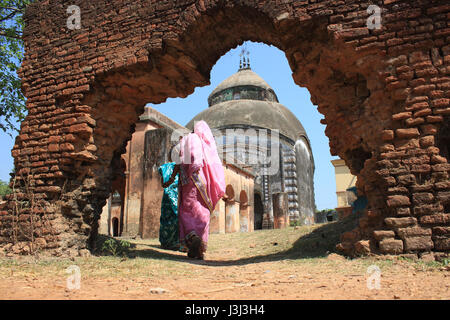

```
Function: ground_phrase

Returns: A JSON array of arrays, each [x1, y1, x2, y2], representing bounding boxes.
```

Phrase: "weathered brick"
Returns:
[[412, 192, 434, 205], [404, 236, 434, 252], [387, 195, 411, 207], [379, 239, 404, 254], [433, 238, 450, 251], [419, 136, 434, 148], [373, 230, 395, 241], [396, 227, 432, 239], [420, 214, 450, 225], [413, 203, 444, 216], [396, 128, 420, 139], [385, 217, 417, 228]]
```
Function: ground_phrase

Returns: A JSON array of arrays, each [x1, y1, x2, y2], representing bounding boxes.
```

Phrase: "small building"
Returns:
[[211, 160, 255, 234], [331, 159, 357, 219]]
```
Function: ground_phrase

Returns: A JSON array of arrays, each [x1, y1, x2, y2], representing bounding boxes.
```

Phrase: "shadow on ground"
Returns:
[[120, 213, 360, 266]]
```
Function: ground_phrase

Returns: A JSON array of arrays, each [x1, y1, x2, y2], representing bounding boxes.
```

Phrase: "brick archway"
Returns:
[[1, 0, 448, 258]]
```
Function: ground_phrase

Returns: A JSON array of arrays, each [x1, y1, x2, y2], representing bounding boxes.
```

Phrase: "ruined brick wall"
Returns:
[[0, 0, 448, 258]]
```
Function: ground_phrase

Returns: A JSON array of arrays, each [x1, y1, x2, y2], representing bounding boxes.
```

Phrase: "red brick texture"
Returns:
[[0, 0, 449, 258]]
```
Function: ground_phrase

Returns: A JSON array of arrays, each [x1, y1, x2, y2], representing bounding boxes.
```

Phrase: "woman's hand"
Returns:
[[162, 165, 179, 189]]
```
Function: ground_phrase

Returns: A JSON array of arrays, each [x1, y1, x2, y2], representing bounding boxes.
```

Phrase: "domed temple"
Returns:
[[187, 61, 316, 228]]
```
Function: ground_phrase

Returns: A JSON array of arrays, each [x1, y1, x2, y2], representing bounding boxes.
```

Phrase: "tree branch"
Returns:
[[0, 11, 18, 22], [0, 30, 22, 40]]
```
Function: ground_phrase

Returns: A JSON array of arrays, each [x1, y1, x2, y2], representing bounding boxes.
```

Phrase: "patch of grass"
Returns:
[[101, 239, 131, 257], [289, 220, 302, 227], [93, 234, 134, 257], [287, 212, 360, 259]]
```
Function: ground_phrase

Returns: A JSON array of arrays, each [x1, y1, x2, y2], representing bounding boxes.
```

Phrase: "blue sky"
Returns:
[[0, 41, 339, 210]]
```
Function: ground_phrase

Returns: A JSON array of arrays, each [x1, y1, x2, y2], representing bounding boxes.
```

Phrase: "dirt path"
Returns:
[[1, 227, 449, 300], [1, 257, 449, 300]]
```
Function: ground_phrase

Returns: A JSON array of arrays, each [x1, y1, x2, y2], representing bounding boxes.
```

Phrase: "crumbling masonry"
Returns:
[[0, 0, 449, 259]]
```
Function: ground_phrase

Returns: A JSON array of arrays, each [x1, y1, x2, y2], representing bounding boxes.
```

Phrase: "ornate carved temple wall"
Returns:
[[0, 0, 448, 259]]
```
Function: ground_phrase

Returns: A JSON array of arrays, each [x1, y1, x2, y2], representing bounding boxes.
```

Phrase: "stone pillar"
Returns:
[[141, 128, 172, 239], [225, 200, 240, 233], [273, 192, 289, 229], [99, 195, 111, 236], [122, 124, 146, 237], [239, 190, 249, 232], [210, 202, 221, 234], [218, 200, 226, 234], [239, 203, 249, 232]]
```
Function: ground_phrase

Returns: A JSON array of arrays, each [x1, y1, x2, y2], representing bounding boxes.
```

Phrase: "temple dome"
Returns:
[[209, 68, 276, 101], [186, 100, 307, 143], [187, 67, 310, 144]]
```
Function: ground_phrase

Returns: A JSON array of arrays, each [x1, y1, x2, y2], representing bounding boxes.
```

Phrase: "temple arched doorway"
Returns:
[[112, 218, 119, 237], [254, 193, 264, 231]]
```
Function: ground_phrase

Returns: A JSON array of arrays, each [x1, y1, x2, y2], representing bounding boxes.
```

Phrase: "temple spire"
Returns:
[[238, 46, 251, 71]]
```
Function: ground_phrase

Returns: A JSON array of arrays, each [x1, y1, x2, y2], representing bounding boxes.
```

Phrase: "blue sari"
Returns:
[[158, 162, 179, 250]]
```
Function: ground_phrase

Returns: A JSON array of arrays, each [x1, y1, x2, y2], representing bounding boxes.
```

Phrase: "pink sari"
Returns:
[[178, 121, 225, 251]]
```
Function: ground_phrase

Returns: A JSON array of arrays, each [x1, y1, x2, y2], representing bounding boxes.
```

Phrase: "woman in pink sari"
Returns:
[[163, 121, 226, 259]]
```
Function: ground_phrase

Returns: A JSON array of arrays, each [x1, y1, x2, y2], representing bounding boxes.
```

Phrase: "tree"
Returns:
[[0, 0, 32, 135], [0, 179, 11, 199]]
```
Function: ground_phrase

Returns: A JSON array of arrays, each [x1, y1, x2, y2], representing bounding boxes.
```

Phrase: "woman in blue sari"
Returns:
[[158, 152, 180, 250]]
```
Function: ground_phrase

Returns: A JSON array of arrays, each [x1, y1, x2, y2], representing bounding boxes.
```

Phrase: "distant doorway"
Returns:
[[254, 193, 263, 230], [112, 218, 119, 237]]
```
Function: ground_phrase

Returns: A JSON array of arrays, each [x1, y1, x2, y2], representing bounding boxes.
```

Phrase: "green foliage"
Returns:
[[289, 220, 301, 227], [0, 0, 32, 135], [315, 208, 335, 214], [314, 208, 338, 223], [0, 179, 11, 198], [101, 238, 131, 257]]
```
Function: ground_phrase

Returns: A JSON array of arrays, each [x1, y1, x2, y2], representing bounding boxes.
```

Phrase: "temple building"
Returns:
[[187, 60, 316, 228], [99, 60, 316, 238]]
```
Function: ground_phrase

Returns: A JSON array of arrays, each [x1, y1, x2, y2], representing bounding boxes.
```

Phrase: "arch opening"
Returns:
[[59, 5, 382, 253]]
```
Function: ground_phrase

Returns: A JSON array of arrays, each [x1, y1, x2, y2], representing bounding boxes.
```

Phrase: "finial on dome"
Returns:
[[239, 46, 251, 71]]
